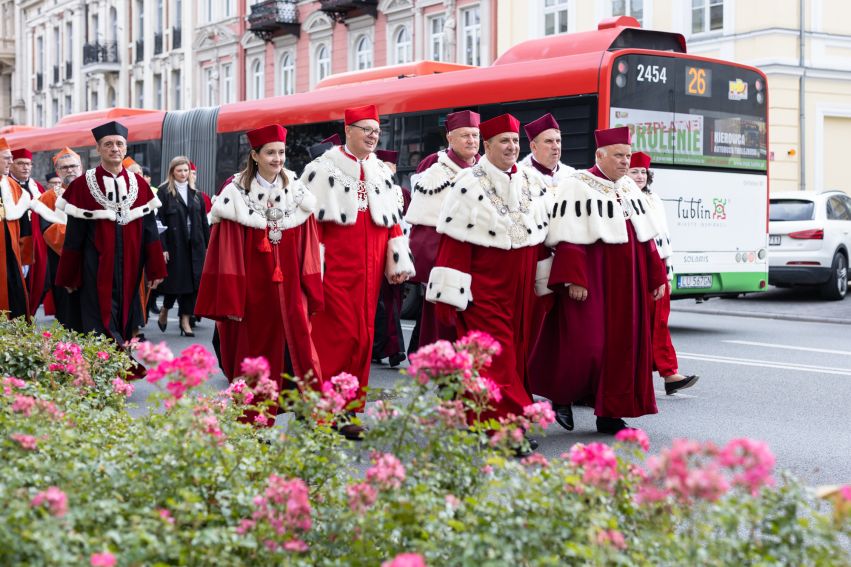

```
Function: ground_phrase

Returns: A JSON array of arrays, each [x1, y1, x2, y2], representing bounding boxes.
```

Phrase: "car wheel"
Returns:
[[819, 251, 848, 300]]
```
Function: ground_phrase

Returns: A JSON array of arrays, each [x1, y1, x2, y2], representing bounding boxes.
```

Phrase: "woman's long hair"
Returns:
[[166, 155, 193, 196], [237, 144, 289, 193]]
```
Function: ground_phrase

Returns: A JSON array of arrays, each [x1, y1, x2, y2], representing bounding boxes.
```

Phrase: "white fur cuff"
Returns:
[[385, 235, 416, 281], [426, 267, 472, 311], [535, 256, 553, 297]]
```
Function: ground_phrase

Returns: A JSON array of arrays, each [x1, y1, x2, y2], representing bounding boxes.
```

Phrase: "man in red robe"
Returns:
[[300, 104, 415, 439], [55, 121, 167, 374], [0, 137, 32, 319], [406, 110, 481, 352], [9, 148, 49, 317], [529, 127, 668, 434], [196, 124, 324, 420], [427, 113, 552, 427]]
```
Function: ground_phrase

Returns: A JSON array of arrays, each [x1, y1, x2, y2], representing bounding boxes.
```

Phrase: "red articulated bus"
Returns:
[[6, 16, 768, 297]]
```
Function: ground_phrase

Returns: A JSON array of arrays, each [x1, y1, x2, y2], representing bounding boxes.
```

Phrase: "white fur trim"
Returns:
[[0, 175, 32, 221], [519, 154, 575, 189], [426, 266, 472, 311], [58, 169, 161, 223], [645, 191, 673, 260], [301, 148, 401, 228], [435, 155, 552, 250], [405, 150, 462, 227], [210, 169, 314, 230], [545, 170, 663, 247], [385, 235, 416, 281], [535, 256, 553, 297], [30, 196, 67, 225]]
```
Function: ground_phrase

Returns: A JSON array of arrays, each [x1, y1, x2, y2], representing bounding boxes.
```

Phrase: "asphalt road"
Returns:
[[125, 303, 851, 487]]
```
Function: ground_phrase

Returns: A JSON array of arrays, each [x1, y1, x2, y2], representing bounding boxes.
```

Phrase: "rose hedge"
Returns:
[[0, 319, 849, 566]]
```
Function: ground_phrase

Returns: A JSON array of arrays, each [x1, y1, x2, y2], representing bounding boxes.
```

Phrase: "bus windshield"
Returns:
[[609, 54, 767, 171]]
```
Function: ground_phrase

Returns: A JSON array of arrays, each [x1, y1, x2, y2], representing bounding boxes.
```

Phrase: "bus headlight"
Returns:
[[756, 92, 764, 104], [735, 252, 743, 262], [757, 248, 767, 260], [615, 74, 627, 88]]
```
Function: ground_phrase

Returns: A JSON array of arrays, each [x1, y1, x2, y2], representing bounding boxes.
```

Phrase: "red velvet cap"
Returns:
[[479, 113, 520, 141], [11, 148, 33, 160], [445, 110, 480, 132], [0, 137, 9, 152], [524, 113, 559, 142], [189, 161, 197, 171], [630, 151, 651, 169], [247, 124, 287, 148], [321, 133, 342, 145], [594, 126, 631, 148], [344, 104, 379, 125], [375, 149, 398, 164]]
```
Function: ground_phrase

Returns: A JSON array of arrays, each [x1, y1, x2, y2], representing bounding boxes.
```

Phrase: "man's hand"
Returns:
[[163, 251, 170, 263], [65, 287, 77, 293], [567, 284, 588, 302], [652, 284, 666, 301], [148, 278, 164, 289], [227, 315, 242, 322], [389, 273, 408, 285]]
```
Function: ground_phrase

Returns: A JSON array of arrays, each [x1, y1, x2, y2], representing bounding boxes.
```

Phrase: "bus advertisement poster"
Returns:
[[610, 107, 767, 171]]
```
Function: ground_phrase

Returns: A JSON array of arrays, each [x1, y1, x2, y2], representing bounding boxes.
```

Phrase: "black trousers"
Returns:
[[162, 292, 196, 317]]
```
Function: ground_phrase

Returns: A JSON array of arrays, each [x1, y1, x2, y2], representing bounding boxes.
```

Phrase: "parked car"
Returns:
[[768, 190, 851, 300]]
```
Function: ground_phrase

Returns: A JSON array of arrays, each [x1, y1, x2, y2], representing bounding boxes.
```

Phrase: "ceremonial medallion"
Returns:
[[268, 228, 282, 244]]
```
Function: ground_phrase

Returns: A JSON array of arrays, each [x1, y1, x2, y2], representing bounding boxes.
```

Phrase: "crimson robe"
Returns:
[[529, 166, 667, 418], [195, 217, 324, 393], [55, 166, 167, 345]]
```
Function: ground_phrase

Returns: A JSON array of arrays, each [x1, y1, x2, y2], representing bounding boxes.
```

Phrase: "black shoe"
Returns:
[[388, 352, 406, 368], [157, 315, 167, 332], [596, 417, 632, 435], [514, 443, 533, 458], [149, 304, 161, 316], [665, 375, 700, 395], [180, 328, 195, 338], [336, 423, 365, 441], [525, 435, 539, 451], [553, 404, 574, 431], [189, 316, 198, 328]]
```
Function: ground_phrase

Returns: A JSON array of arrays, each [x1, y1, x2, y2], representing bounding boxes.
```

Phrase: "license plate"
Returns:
[[769, 234, 781, 246], [678, 275, 713, 289]]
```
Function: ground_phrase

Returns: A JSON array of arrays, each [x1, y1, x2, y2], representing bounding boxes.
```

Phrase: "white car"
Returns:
[[768, 190, 851, 300]]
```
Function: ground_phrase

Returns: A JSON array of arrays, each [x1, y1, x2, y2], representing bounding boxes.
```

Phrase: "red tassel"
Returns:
[[272, 266, 284, 283], [259, 236, 271, 253]]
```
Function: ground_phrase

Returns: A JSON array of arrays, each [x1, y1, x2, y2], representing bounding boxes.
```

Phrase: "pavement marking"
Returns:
[[722, 340, 851, 357], [679, 351, 851, 377], [655, 390, 699, 399]]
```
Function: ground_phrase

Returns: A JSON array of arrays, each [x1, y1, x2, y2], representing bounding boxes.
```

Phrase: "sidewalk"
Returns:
[[670, 286, 851, 325]]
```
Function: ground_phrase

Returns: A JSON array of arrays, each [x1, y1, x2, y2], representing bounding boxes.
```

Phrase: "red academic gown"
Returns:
[[13, 177, 48, 317], [55, 166, 167, 346], [303, 146, 414, 410], [529, 165, 667, 418], [428, 158, 552, 422], [195, 173, 324, 416], [409, 150, 480, 349]]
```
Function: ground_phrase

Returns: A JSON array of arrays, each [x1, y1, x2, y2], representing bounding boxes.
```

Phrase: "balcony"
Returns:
[[135, 39, 144, 63], [154, 32, 163, 55], [36, 72, 43, 91], [172, 26, 182, 49], [52, 64, 60, 85], [248, 0, 300, 42], [319, 0, 377, 23], [82, 41, 120, 72], [65, 61, 72, 80]]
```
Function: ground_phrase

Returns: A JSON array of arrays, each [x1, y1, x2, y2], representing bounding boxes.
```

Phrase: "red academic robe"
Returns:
[[529, 165, 667, 418], [55, 166, 167, 346], [650, 285, 678, 377], [0, 175, 32, 319], [302, 146, 414, 410], [196, 218, 324, 398], [14, 178, 49, 317]]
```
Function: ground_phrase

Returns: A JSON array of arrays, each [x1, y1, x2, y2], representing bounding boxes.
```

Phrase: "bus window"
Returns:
[[388, 111, 445, 187]]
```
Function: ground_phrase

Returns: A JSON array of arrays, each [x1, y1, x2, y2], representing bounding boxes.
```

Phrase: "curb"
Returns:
[[670, 306, 851, 326]]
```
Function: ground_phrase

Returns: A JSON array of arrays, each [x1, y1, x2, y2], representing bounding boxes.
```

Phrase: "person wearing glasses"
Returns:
[[30, 147, 82, 329], [300, 104, 415, 440]]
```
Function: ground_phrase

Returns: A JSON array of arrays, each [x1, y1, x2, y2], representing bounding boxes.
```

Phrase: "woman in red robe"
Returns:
[[195, 125, 324, 421]]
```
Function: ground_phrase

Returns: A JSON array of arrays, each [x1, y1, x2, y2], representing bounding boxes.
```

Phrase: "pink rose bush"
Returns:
[[237, 474, 312, 553], [382, 553, 427, 567], [89, 552, 116, 567], [30, 486, 68, 517]]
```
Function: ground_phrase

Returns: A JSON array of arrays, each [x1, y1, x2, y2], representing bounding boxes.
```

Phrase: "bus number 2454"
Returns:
[[636, 64, 667, 84]]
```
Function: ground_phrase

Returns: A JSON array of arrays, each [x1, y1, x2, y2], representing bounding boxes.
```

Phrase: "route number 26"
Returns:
[[636, 63, 667, 84], [687, 67, 708, 95]]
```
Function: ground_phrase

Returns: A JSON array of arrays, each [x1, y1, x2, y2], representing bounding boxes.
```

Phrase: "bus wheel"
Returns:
[[819, 252, 848, 300]]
